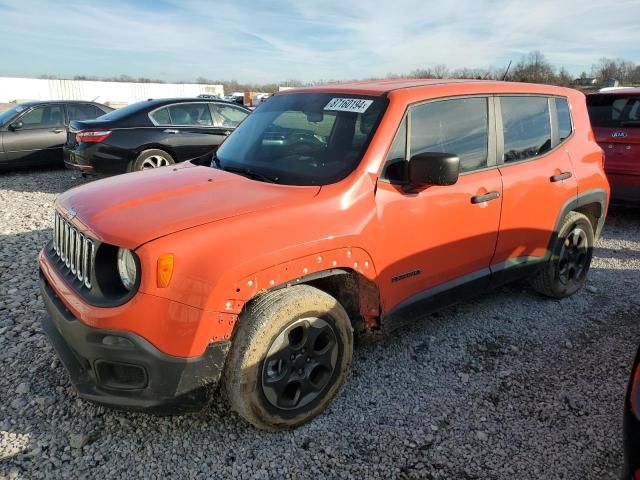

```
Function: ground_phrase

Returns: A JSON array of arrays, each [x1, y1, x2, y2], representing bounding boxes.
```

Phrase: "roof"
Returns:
[[15, 100, 107, 107], [133, 97, 249, 109], [590, 87, 640, 96], [277, 79, 488, 96], [275, 79, 572, 97]]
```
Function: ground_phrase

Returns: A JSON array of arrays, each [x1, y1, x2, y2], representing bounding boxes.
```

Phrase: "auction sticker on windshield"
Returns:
[[324, 98, 373, 113]]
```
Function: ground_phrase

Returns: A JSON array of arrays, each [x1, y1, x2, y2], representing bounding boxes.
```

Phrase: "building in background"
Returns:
[[574, 77, 598, 86], [0, 77, 224, 107]]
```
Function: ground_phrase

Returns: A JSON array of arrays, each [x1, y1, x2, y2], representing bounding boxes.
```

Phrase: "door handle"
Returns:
[[50, 128, 64, 133], [471, 191, 500, 204], [224, 130, 231, 135], [163, 129, 180, 134], [550, 172, 572, 182]]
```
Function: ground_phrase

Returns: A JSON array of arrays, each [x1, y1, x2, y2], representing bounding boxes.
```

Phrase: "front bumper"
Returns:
[[40, 273, 230, 414]]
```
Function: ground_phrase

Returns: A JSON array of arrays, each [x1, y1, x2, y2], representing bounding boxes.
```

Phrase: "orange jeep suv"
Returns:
[[39, 80, 609, 430]]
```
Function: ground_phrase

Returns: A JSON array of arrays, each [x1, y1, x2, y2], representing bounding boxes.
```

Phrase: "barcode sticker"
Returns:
[[324, 98, 373, 113]]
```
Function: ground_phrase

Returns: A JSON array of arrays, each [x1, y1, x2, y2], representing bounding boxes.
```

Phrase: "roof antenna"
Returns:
[[502, 60, 512, 81]]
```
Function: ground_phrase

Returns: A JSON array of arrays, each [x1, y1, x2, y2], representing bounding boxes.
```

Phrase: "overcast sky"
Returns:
[[0, 0, 638, 83]]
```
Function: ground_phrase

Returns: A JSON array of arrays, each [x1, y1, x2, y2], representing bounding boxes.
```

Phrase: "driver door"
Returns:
[[3, 104, 66, 166], [374, 96, 503, 315]]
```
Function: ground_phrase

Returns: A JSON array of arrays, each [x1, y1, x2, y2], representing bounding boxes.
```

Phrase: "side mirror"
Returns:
[[408, 152, 460, 187], [9, 120, 23, 131]]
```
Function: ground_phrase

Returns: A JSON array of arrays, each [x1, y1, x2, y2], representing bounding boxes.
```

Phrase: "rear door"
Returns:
[[149, 102, 224, 161], [587, 93, 640, 176], [3, 104, 66, 165], [491, 95, 578, 277]]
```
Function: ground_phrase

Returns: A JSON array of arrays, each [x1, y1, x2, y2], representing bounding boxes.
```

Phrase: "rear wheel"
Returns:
[[224, 285, 353, 431], [131, 149, 175, 171], [531, 211, 594, 298]]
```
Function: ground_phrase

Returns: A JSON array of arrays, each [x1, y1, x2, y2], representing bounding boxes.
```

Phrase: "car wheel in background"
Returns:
[[224, 285, 353, 431], [131, 149, 175, 171], [531, 211, 595, 298]]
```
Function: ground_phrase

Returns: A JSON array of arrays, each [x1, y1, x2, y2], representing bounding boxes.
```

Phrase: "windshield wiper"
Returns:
[[221, 165, 280, 184]]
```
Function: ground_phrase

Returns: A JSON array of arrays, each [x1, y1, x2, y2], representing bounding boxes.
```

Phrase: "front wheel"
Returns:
[[531, 211, 594, 298], [224, 285, 353, 431]]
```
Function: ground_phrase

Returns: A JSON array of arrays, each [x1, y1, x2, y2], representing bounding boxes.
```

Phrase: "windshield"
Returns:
[[215, 93, 387, 186], [0, 104, 28, 126], [587, 94, 640, 127]]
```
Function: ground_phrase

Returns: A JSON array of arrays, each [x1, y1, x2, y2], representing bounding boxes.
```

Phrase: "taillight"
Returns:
[[76, 130, 112, 143], [631, 361, 640, 419]]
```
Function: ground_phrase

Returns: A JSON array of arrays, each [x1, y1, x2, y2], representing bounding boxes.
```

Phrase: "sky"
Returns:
[[0, 0, 639, 84]]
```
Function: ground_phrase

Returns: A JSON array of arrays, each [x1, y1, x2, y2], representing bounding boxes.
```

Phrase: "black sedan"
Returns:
[[0, 101, 112, 169], [64, 98, 250, 174], [625, 345, 640, 479]]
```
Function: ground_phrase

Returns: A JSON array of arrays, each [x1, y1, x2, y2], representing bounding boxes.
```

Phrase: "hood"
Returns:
[[56, 164, 320, 249]]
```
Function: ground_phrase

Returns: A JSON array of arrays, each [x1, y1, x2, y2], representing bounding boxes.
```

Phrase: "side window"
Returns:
[[150, 107, 171, 125], [91, 104, 105, 118], [211, 104, 248, 128], [381, 116, 407, 182], [628, 98, 640, 121], [555, 97, 572, 141], [501, 96, 551, 163], [67, 103, 101, 121], [167, 103, 213, 126], [611, 98, 627, 121], [20, 105, 64, 128], [410, 97, 489, 173]]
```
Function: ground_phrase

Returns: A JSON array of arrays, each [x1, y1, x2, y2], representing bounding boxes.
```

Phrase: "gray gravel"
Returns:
[[1, 168, 639, 479]]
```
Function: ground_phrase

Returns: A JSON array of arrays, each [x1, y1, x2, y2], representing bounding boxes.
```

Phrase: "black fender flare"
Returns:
[[547, 188, 608, 255]]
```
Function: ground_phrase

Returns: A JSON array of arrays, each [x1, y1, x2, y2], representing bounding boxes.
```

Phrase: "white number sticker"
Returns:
[[324, 98, 373, 113]]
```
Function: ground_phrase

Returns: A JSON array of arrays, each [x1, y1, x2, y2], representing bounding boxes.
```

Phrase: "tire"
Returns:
[[530, 211, 594, 298], [130, 149, 175, 171], [224, 285, 353, 431]]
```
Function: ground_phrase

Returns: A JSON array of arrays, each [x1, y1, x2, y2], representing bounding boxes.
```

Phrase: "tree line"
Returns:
[[35, 51, 640, 93]]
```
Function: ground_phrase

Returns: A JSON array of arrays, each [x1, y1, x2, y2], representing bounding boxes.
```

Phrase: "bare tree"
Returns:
[[510, 51, 556, 84], [35, 52, 640, 91], [591, 57, 638, 84]]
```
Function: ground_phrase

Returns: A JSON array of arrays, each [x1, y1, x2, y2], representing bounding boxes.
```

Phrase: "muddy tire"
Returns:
[[531, 211, 594, 298], [224, 285, 353, 431], [130, 149, 175, 171]]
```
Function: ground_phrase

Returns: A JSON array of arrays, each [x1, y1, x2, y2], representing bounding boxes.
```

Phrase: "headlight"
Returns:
[[116, 248, 138, 290]]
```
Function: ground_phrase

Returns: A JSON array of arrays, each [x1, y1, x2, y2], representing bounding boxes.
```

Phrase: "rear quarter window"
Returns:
[[555, 97, 573, 141], [150, 107, 170, 125], [501, 96, 551, 163]]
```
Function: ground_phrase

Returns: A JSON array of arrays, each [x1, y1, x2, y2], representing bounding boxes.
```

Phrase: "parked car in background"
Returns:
[[224, 93, 245, 105], [64, 98, 250, 174], [0, 101, 112, 169], [39, 80, 608, 430], [587, 89, 640, 205], [624, 345, 640, 479], [197, 94, 223, 100]]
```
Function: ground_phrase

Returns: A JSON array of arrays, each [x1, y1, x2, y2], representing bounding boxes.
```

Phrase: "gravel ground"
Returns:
[[0, 167, 639, 479]]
